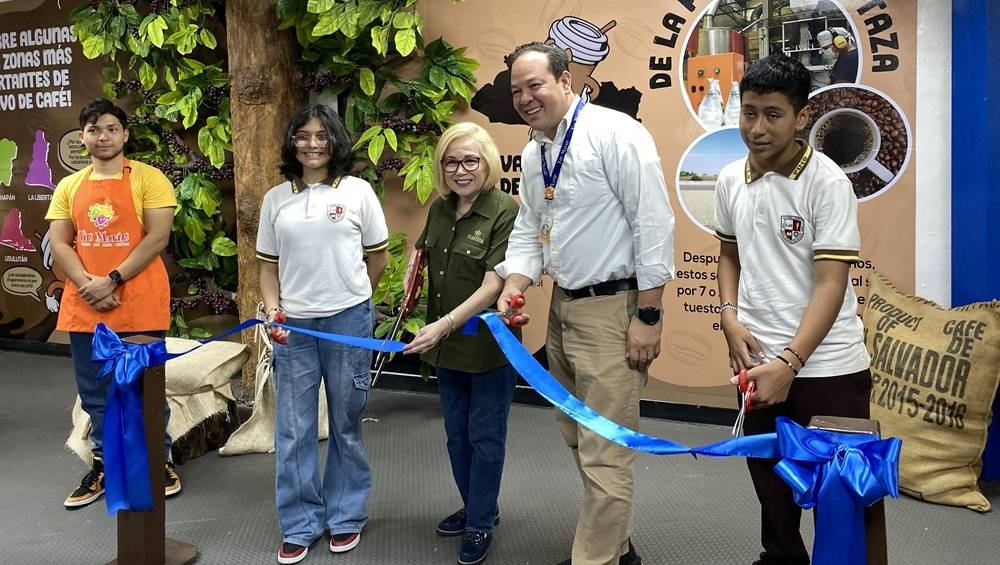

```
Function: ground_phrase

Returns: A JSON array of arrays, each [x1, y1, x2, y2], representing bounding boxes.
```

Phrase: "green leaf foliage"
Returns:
[[70, 0, 237, 335]]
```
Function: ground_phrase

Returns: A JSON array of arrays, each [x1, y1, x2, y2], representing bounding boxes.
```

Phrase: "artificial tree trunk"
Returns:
[[226, 0, 303, 390]]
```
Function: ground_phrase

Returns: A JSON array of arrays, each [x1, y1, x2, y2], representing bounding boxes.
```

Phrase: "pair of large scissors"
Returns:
[[265, 308, 288, 345], [731, 369, 756, 436], [502, 292, 530, 327], [372, 248, 425, 387]]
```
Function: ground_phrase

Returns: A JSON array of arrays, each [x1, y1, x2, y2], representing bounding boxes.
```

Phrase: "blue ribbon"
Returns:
[[91, 323, 171, 515], [467, 312, 780, 457], [90, 318, 402, 515], [92, 312, 899, 565], [465, 313, 900, 564], [772, 417, 901, 565]]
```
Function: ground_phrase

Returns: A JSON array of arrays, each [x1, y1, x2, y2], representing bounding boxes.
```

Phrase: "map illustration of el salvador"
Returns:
[[472, 15, 643, 125]]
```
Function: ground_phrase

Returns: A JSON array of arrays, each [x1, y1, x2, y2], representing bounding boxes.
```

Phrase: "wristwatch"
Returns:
[[634, 306, 661, 325], [108, 269, 123, 286]]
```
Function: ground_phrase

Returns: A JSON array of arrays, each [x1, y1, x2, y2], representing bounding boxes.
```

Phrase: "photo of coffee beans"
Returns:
[[804, 85, 911, 200]]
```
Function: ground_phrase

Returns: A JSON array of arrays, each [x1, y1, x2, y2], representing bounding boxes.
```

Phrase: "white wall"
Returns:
[[915, 0, 952, 306]]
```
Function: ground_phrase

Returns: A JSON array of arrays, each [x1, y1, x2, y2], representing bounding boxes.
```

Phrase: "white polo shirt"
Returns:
[[714, 143, 870, 377], [257, 175, 388, 318]]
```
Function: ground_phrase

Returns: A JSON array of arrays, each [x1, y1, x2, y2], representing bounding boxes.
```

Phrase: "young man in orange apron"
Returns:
[[46, 98, 180, 509]]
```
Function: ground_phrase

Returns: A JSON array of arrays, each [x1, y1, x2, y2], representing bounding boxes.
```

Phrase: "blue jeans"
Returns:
[[436, 364, 517, 532], [70, 331, 171, 460], [272, 300, 374, 546]]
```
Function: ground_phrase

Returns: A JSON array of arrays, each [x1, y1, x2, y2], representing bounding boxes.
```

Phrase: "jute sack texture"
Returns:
[[67, 338, 248, 465], [865, 272, 1000, 511], [219, 321, 330, 455]]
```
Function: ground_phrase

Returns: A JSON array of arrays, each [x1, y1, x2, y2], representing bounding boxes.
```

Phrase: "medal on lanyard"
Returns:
[[539, 98, 586, 241]]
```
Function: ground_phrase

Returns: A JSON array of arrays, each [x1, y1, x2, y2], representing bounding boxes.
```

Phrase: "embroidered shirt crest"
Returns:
[[780, 215, 805, 244]]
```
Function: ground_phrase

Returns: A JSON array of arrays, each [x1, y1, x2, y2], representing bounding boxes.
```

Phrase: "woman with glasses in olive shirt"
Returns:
[[404, 122, 520, 565]]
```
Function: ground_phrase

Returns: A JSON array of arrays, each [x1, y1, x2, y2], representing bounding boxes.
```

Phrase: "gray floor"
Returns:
[[2, 348, 998, 565]]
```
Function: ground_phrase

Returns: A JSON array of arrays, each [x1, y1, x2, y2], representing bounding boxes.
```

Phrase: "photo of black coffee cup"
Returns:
[[804, 85, 911, 200]]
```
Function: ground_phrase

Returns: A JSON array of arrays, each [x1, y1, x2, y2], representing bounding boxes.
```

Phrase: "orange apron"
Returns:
[[56, 160, 170, 332]]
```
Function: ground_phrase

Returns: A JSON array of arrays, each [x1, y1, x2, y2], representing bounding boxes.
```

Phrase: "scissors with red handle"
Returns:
[[372, 247, 426, 387], [502, 292, 530, 327], [731, 369, 756, 436], [268, 309, 288, 345]]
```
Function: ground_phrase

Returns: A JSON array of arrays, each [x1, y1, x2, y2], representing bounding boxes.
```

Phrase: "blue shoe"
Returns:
[[437, 509, 500, 536], [458, 531, 491, 565], [437, 509, 467, 536]]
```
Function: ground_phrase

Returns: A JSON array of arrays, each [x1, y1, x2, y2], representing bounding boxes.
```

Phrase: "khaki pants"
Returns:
[[547, 286, 647, 565]]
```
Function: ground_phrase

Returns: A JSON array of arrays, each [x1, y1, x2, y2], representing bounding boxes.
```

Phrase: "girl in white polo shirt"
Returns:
[[257, 105, 388, 565]]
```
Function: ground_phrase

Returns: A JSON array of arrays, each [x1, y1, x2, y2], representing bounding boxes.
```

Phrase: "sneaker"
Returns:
[[329, 532, 360, 553], [64, 458, 105, 508], [165, 462, 182, 497], [277, 542, 308, 564], [458, 531, 492, 565], [437, 509, 501, 537]]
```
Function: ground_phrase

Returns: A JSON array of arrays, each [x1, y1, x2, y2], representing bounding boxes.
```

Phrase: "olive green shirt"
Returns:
[[418, 188, 521, 373]]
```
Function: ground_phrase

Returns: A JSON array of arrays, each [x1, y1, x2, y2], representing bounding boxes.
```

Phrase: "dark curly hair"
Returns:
[[279, 104, 354, 180]]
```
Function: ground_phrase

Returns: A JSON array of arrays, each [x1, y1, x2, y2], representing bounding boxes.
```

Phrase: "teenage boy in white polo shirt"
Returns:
[[714, 54, 872, 565]]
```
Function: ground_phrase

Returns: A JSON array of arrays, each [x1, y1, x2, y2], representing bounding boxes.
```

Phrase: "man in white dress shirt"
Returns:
[[495, 42, 675, 565]]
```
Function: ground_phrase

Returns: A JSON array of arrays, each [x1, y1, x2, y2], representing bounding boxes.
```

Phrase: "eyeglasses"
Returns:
[[442, 157, 481, 173], [292, 133, 331, 147]]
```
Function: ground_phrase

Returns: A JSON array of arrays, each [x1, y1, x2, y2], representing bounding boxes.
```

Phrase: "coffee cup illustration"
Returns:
[[547, 16, 616, 101], [809, 108, 893, 182]]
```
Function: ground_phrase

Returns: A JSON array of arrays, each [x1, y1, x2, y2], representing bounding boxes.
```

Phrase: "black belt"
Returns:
[[563, 278, 638, 299]]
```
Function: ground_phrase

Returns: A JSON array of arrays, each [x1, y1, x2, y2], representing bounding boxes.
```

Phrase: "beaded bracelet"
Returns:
[[783, 347, 805, 367], [775, 354, 799, 376], [720, 302, 738, 314]]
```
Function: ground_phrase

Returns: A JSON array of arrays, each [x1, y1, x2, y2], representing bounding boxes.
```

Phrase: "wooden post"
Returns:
[[226, 0, 305, 390], [107, 336, 197, 565], [807, 415, 888, 565]]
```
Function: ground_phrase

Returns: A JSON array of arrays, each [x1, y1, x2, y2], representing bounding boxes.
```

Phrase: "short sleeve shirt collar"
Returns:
[[745, 141, 813, 183]]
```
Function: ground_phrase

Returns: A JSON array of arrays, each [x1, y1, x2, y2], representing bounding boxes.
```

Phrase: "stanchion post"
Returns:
[[808, 415, 888, 565], [107, 335, 197, 565]]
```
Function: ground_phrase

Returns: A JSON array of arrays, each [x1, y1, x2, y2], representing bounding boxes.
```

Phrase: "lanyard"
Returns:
[[540, 97, 586, 201]]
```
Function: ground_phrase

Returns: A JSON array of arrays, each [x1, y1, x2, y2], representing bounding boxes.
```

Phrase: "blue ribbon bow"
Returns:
[[91, 323, 173, 515], [772, 417, 901, 565]]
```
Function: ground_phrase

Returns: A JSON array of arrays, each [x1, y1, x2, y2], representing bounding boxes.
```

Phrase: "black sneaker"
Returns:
[[458, 531, 492, 565], [165, 462, 182, 497], [64, 458, 105, 508], [437, 509, 500, 536]]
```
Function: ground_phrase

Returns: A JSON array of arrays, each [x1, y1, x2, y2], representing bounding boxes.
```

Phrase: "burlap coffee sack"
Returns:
[[219, 322, 330, 456], [67, 338, 248, 465], [865, 272, 1000, 511]]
